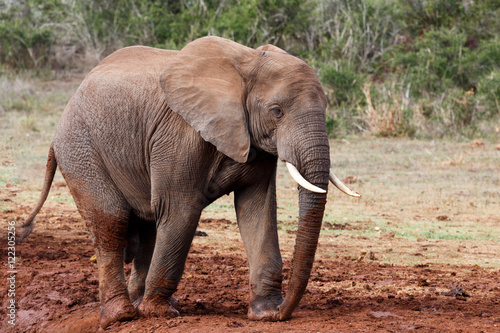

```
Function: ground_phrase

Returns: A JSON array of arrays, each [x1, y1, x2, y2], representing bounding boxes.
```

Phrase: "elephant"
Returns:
[[19, 36, 359, 328]]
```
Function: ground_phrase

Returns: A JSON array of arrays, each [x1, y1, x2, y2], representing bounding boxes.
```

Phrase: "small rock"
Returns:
[[418, 279, 430, 287], [368, 310, 403, 319], [441, 285, 470, 297]]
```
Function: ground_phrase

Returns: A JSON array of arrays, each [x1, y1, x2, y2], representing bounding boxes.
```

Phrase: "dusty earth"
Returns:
[[1, 202, 500, 333]]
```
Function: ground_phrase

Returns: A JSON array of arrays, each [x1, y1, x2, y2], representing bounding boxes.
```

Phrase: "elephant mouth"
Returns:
[[285, 162, 360, 197]]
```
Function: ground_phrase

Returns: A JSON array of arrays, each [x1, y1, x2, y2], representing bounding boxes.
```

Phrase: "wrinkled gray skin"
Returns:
[[20, 36, 331, 328]]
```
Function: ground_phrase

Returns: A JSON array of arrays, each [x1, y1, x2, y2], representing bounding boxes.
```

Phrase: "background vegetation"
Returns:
[[1, 0, 499, 139]]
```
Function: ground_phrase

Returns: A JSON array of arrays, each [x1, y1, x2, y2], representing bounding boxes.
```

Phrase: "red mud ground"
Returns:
[[1, 205, 500, 333]]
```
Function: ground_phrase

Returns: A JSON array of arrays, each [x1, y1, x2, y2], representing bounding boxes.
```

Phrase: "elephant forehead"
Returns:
[[253, 72, 327, 110], [259, 52, 313, 74], [254, 56, 324, 91]]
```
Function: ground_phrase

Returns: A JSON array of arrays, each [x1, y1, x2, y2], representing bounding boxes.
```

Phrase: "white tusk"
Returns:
[[329, 169, 361, 198], [286, 162, 326, 193]]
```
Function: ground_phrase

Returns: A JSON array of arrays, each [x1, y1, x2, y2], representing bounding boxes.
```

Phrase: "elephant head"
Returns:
[[160, 36, 359, 320]]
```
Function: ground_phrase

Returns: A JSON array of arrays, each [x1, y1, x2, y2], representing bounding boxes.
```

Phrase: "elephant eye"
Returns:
[[271, 107, 283, 117]]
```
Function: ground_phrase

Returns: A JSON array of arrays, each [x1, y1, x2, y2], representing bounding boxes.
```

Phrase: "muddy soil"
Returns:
[[1, 205, 500, 333]]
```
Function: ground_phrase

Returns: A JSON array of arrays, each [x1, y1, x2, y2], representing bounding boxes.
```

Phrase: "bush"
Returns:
[[477, 68, 500, 118], [320, 64, 365, 107], [0, 1, 55, 69], [385, 29, 472, 95]]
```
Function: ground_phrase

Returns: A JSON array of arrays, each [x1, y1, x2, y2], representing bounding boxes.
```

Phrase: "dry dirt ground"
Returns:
[[1, 203, 499, 333]]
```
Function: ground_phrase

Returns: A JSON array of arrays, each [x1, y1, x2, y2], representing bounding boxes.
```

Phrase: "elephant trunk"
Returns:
[[278, 127, 330, 320]]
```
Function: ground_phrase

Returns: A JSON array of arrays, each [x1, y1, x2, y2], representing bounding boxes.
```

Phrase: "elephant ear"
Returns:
[[256, 44, 288, 54], [160, 36, 258, 163]]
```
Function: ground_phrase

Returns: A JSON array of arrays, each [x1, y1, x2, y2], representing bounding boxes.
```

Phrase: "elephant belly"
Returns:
[[115, 177, 155, 221]]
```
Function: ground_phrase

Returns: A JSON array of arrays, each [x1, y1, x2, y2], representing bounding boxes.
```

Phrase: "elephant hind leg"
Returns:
[[124, 217, 141, 264], [88, 209, 137, 328], [63, 175, 137, 328], [127, 216, 156, 307], [97, 240, 137, 328]]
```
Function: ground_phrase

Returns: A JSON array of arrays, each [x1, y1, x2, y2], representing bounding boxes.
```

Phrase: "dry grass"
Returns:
[[1, 74, 499, 268], [205, 138, 500, 267], [359, 82, 411, 137], [354, 81, 500, 139]]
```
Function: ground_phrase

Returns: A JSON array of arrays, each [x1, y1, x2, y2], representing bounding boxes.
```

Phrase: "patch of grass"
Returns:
[[19, 115, 40, 132], [0, 166, 19, 186], [422, 230, 473, 241], [0, 165, 19, 211]]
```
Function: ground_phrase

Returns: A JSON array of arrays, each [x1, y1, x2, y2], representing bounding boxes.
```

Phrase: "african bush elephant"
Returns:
[[19, 36, 359, 328]]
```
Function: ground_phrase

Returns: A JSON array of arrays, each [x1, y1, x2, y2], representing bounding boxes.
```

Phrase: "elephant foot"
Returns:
[[100, 295, 137, 329], [138, 295, 180, 318], [248, 308, 281, 321], [129, 285, 145, 307], [131, 294, 144, 308], [247, 295, 283, 321]]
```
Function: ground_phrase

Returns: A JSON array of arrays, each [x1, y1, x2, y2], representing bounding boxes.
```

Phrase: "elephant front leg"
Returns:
[[235, 176, 284, 321], [138, 204, 201, 317]]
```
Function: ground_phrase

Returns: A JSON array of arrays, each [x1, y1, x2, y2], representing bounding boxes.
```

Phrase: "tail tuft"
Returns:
[[17, 223, 35, 244]]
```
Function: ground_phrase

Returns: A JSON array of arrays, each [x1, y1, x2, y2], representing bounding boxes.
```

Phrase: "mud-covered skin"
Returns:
[[21, 36, 331, 328]]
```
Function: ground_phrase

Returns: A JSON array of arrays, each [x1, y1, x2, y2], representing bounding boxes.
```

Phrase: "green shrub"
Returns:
[[477, 68, 500, 118], [0, 4, 54, 69], [401, 0, 465, 33], [385, 29, 468, 95], [320, 64, 365, 107]]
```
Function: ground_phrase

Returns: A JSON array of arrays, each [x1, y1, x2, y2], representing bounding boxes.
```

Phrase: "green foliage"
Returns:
[[386, 29, 470, 94], [151, 0, 314, 51], [402, 0, 465, 33], [478, 68, 500, 116], [297, 0, 402, 78], [321, 64, 364, 107], [0, 0, 57, 68], [385, 29, 500, 96], [1, 0, 499, 138], [401, 0, 500, 39]]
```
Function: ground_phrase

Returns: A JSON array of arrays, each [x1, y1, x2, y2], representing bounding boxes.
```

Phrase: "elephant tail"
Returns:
[[18, 145, 57, 243]]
